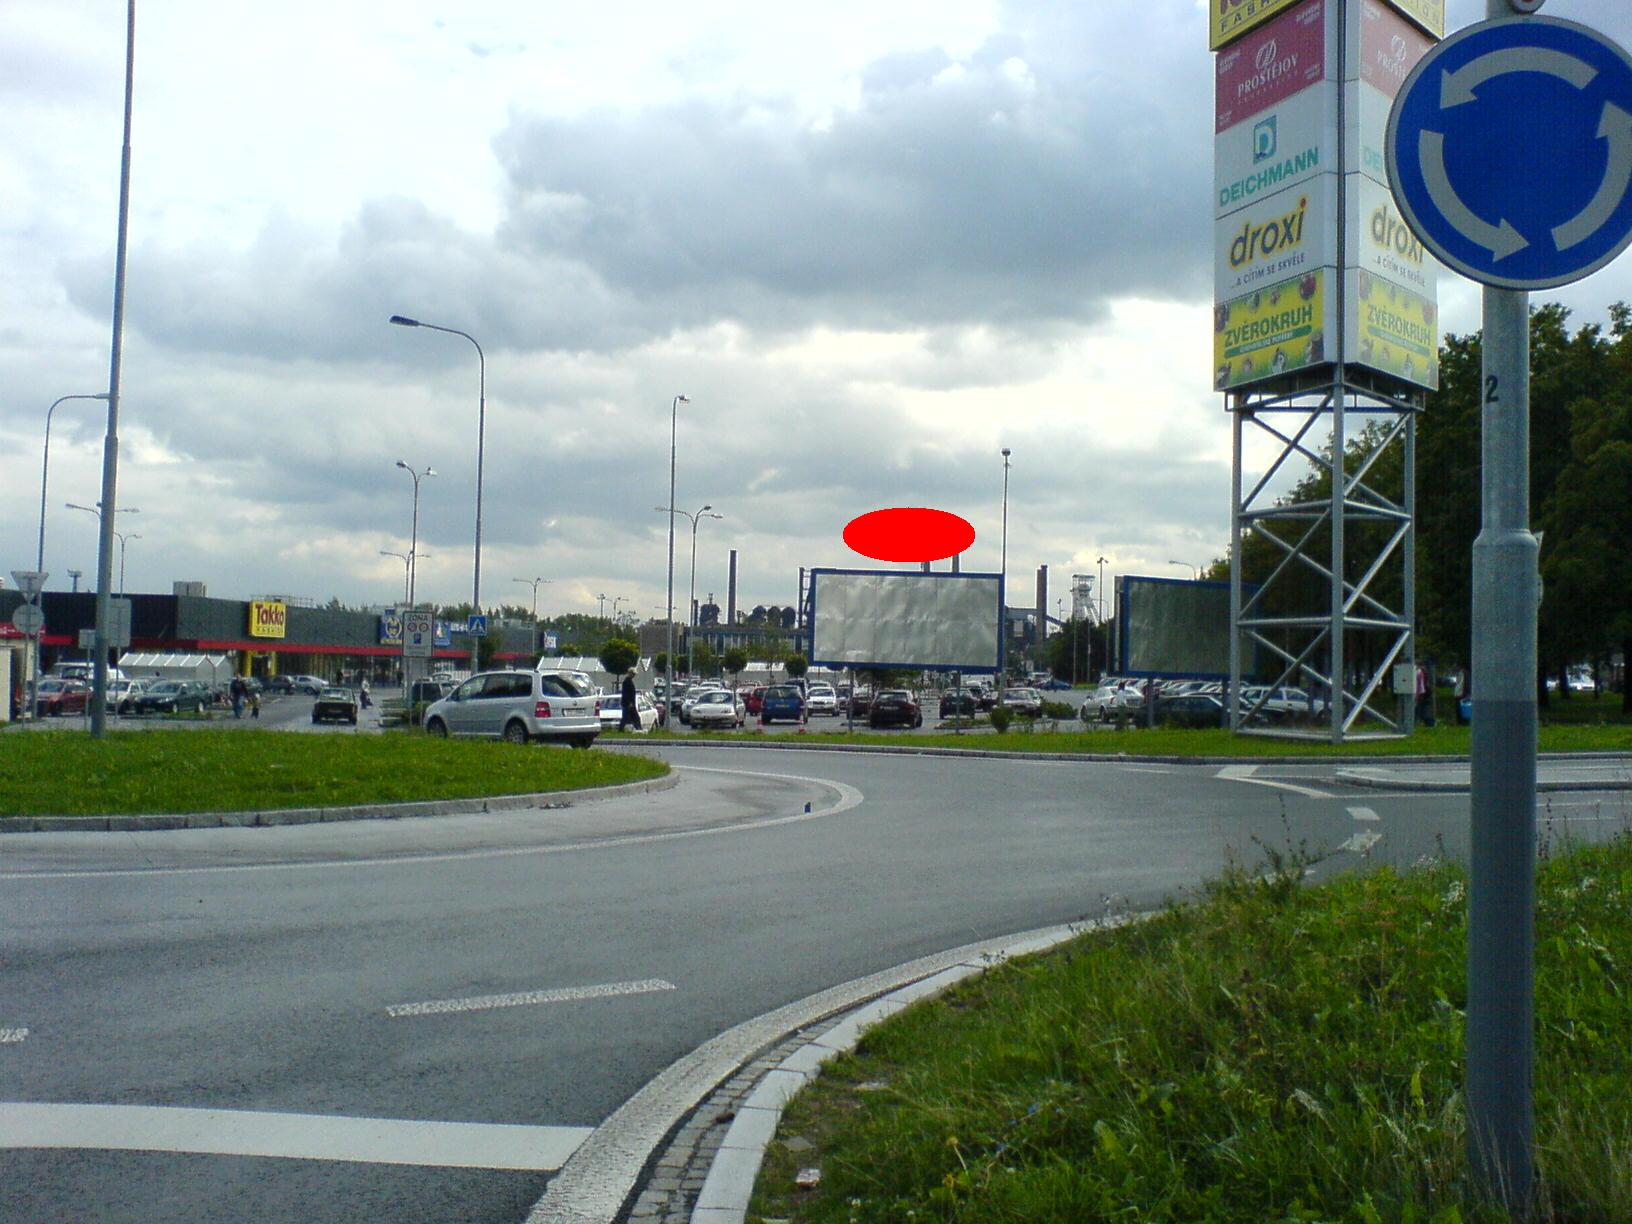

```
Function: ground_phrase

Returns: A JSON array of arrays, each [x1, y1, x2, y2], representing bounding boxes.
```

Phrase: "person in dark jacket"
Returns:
[[619, 669, 641, 731]]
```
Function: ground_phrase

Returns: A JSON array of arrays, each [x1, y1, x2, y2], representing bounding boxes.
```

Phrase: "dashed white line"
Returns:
[[1348, 806, 1381, 822], [0, 1102, 591, 1170], [1339, 831, 1383, 855], [0, 1029, 27, 1045], [386, 978, 676, 1019]]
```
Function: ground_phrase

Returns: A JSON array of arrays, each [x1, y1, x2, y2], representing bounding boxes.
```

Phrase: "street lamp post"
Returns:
[[394, 460, 435, 607], [1168, 560, 1200, 580], [380, 550, 413, 606], [657, 504, 721, 678], [596, 593, 608, 622], [999, 447, 1011, 683], [513, 576, 551, 621], [389, 315, 485, 674], [115, 531, 140, 594], [664, 394, 690, 711]]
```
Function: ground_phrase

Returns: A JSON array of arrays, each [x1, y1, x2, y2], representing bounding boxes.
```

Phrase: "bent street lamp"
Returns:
[[390, 315, 484, 674]]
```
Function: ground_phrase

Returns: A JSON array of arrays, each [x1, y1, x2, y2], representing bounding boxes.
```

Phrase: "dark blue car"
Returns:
[[760, 684, 806, 725]]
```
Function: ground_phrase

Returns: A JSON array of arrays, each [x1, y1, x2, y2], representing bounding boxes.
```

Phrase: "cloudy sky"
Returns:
[[5, 0, 1631, 625]]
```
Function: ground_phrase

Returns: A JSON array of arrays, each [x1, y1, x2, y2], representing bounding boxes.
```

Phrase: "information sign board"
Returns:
[[403, 610, 434, 659]]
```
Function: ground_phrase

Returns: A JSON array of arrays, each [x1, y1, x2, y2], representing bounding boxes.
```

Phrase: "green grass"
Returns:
[[752, 830, 1632, 1222], [0, 730, 668, 817], [643, 722, 1630, 757]]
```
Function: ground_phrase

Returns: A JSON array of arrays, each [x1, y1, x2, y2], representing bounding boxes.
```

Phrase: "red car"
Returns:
[[36, 678, 91, 717], [742, 686, 768, 716]]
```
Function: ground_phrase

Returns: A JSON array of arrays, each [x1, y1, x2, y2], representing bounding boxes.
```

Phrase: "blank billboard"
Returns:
[[1118, 576, 1245, 679], [808, 568, 1001, 672]]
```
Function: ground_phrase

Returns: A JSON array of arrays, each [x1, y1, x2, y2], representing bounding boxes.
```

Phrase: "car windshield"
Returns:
[[880, 691, 910, 700]]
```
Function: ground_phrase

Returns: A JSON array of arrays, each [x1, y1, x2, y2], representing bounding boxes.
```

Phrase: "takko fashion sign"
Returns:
[[248, 600, 288, 639]]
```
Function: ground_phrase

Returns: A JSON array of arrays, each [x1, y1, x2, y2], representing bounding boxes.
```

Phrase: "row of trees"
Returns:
[[1222, 302, 1631, 709]]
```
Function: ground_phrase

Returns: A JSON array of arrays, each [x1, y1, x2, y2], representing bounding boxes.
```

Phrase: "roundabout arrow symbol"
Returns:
[[1439, 46, 1598, 108], [1420, 130, 1530, 260], [1553, 101, 1632, 250]]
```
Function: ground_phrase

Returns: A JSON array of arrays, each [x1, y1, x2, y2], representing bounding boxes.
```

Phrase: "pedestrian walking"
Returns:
[[230, 675, 246, 719], [619, 669, 641, 731], [250, 689, 261, 719], [360, 677, 372, 710], [1415, 662, 1434, 727]]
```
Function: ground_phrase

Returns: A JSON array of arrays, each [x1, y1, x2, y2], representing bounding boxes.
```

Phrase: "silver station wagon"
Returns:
[[422, 670, 602, 748]]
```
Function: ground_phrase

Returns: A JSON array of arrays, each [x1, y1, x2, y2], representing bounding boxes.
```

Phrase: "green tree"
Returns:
[[784, 652, 808, 679], [690, 639, 718, 677], [598, 637, 638, 676], [652, 652, 669, 676], [722, 647, 749, 686]]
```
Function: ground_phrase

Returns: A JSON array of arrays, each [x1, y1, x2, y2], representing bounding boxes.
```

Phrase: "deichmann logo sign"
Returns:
[[248, 600, 287, 639], [1216, 80, 1334, 218], [1215, 0, 1327, 132]]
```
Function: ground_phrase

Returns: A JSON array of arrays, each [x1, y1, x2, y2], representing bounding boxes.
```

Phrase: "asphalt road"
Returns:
[[2, 746, 1628, 1223]]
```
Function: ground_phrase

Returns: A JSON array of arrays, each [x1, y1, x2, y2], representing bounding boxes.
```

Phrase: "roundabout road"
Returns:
[[2, 747, 1626, 1223]]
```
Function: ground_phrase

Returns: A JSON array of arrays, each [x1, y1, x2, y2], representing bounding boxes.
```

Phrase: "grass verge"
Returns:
[[641, 722, 1630, 757], [751, 833, 1632, 1222], [0, 730, 668, 816]]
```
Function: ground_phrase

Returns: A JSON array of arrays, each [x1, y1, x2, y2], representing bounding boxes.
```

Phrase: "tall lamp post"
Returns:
[[389, 315, 485, 674], [1167, 560, 1200, 580], [379, 550, 415, 606], [596, 593, 609, 623], [394, 460, 435, 607], [513, 576, 551, 621], [999, 447, 1011, 683], [663, 394, 690, 706], [657, 503, 721, 678], [115, 531, 140, 594], [1095, 554, 1109, 681]]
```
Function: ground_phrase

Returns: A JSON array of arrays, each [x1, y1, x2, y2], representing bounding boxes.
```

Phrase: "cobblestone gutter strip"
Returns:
[[628, 920, 1127, 1224], [1336, 768, 1632, 794], [0, 771, 678, 834]]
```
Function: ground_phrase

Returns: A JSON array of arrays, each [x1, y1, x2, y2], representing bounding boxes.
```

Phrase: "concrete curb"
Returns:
[[1336, 767, 1632, 794], [685, 920, 1120, 1223], [0, 771, 679, 834]]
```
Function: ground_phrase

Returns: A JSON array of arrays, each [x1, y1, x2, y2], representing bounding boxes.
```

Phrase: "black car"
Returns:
[[133, 680, 211, 715], [1154, 694, 1226, 729], [263, 675, 296, 694], [938, 688, 977, 717], [312, 687, 360, 725], [868, 690, 922, 729]]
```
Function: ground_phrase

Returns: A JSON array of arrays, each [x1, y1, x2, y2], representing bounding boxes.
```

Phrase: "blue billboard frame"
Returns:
[[1116, 574, 1256, 681], [805, 566, 1005, 674]]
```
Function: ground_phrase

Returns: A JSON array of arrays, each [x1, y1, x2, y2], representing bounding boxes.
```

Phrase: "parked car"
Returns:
[[423, 670, 601, 747], [289, 674, 326, 696], [805, 685, 838, 716], [1081, 680, 1143, 721], [939, 688, 977, 718], [760, 684, 807, 725], [105, 678, 148, 714], [1153, 693, 1227, 729], [690, 688, 747, 729], [847, 689, 876, 718], [35, 677, 91, 717], [742, 686, 769, 716], [263, 675, 296, 695], [129, 680, 211, 715], [311, 687, 360, 725], [999, 687, 1044, 717], [597, 691, 661, 732], [868, 689, 922, 729]]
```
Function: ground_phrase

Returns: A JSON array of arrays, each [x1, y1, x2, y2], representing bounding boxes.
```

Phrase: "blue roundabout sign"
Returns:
[[1387, 17, 1632, 290]]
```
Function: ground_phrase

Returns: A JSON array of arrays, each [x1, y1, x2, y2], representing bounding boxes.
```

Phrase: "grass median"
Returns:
[[751, 831, 1632, 1223], [0, 730, 669, 817], [645, 722, 1630, 756]]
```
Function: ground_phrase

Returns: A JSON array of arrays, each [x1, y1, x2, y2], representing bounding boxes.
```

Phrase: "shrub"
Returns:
[[1040, 699, 1074, 719], [989, 705, 1013, 733]]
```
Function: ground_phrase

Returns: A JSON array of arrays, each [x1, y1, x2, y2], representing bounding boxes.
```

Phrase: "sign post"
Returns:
[[1388, 2, 1632, 1210]]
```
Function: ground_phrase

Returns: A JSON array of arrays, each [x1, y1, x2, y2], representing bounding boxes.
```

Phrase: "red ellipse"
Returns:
[[843, 507, 976, 563]]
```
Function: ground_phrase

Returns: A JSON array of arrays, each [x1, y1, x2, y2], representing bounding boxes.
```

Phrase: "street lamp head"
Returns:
[[701, 504, 712, 512], [1001, 447, 1011, 459], [388, 315, 421, 328], [676, 394, 690, 404], [705, 512, 723, 521], [395, 459, 408, 471]]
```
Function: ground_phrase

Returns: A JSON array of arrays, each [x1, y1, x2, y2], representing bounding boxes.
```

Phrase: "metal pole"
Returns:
[[1230, 403, 1244, 730], [687, 513, 699, 680], [1467, 236, 1537, 1213], [409, 473, 420, 607], [91, 0, 135, 739], [1330, 378, 1347, 742], [665, 395, 687, 715], [999, 448, 1011, 684]]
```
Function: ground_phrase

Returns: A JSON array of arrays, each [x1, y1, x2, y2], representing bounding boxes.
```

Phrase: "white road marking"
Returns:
[[1121, 767, 1173, 775], [0, 1029, 26, 1045], [0, 767, 863, 881], [387, 978, 675, 1019], [1340, 831, 1383, 855], [1215, 764, 1333, 799], [0, 1102, 590, 1171], [1348, 806, 1381, 822]]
